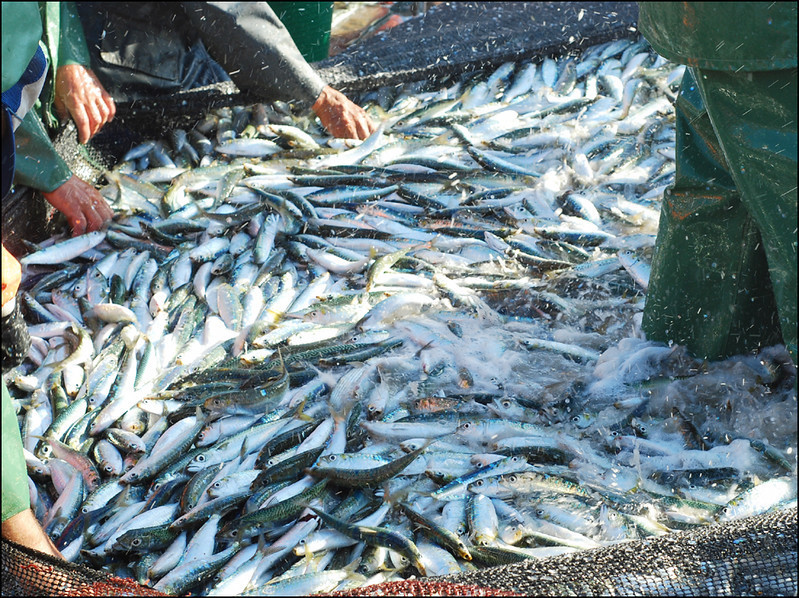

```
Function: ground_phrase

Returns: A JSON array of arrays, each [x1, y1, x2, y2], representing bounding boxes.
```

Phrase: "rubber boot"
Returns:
[[642, 68, 795, 363]]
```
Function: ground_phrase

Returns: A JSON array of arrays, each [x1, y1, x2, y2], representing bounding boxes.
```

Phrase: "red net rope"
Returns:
[[328, 580, 524, 596]]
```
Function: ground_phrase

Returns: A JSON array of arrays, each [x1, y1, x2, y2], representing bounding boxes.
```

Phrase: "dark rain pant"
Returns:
[[642, 67, 797, 366]]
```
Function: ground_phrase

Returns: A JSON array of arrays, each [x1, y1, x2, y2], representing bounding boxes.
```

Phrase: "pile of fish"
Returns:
[[8, 35, 797, 596]]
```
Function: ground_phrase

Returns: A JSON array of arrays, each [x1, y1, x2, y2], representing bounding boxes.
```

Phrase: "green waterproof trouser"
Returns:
[[642, 67, 797, 366], [2, 380, 30, 522]]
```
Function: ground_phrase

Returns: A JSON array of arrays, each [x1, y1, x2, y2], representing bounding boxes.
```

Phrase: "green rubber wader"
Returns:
[[642, 67, 798, 366], [2, 380, 30, 522], [268, 1, 333, 63]]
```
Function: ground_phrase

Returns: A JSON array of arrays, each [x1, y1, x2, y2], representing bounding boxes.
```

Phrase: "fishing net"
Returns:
[[1, 538, 166, 597], [3, 2, 797, 597], [3, 506, 796, 596], [315, 1, 640, 93]]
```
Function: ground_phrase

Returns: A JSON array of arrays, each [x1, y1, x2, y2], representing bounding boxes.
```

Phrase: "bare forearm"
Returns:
[[1, 509, 64, 559]]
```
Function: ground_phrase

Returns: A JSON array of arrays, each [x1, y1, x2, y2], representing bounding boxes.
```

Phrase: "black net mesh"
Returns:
[[435, 505, 798, 597], [3, 507, 796, 596], [48, 82, 254, 187], [0, 185, 55, 254], [315, 1, 639, 93], [1, 538, 167, 597]]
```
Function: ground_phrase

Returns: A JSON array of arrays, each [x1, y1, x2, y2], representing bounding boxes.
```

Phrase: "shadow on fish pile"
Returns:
[[7, 35, 796, 596]]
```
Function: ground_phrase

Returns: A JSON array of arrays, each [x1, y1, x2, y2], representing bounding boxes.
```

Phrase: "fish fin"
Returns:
[[414, 340, 436, 358], [238, 437, 249, 464], [290, 398, 314, 422]]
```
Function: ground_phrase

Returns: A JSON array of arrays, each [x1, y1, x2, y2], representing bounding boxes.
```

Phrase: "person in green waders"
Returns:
[[6, 2, 116, 239], [2, 6, 65, 559], [637, 3, 797, 374]]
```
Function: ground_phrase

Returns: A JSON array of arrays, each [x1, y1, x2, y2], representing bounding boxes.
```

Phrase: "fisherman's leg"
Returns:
[[694, 67, 798, 367], [642, 68, 782, 361]]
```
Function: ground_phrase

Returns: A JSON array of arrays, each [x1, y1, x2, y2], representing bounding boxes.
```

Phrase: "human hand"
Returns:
[[43, 176, 114, 237], [54, 64, 116, 144], [312, 85, 377, 140], [1, 244, 21, 307], [1, 509, 64, 559]]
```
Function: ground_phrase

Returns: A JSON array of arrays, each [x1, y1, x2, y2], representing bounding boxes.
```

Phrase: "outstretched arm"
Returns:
[[181, 2, 376, 139]]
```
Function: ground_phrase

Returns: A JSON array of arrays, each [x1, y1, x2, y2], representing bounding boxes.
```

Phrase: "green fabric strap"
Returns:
[[13, 110, 72, 192], [56, 2, 91, 67], [1, 2, 43, 92], [38, 2, 93, 129], [2, 381, 30, 522]]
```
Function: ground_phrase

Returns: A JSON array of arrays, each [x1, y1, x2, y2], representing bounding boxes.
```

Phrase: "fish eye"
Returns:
[[213, 482, 222, 488], [132, 539, 141, 546], [328, 455, 337, 461], [105, 465, 114, 473], [508, 475, 517, 482], [82, 507, 89, 514], [501, 400, 511, 408], [536, 509, 544, 516], [462, 422, 472, 430], [197, 455, 205, 462], [571, 415, 581, 423], [267, 459, 275, 466], [474, 480, 484, 487]]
